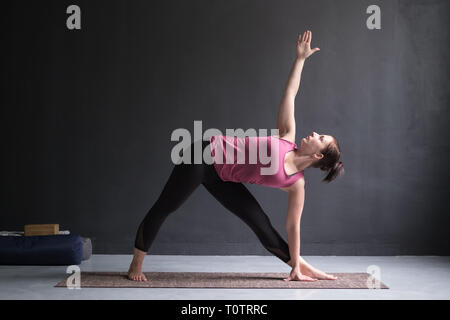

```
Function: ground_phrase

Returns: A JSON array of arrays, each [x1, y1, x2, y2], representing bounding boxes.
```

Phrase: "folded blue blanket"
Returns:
[[0, 234, 83, 265]]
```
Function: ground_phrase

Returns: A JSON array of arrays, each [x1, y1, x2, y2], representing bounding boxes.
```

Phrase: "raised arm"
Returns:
[[277, 30, 320, 142]]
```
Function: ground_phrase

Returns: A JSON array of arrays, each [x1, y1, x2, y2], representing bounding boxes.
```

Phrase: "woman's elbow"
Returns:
[[285, 223, 300, 232]]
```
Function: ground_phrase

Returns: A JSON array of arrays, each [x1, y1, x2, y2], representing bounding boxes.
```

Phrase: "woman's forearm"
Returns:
[[282, 58, 305, 99], [286, 225, 300, 267]]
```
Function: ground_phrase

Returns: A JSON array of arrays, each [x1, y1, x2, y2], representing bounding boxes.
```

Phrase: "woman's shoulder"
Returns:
[[279, 175, 305, 192]]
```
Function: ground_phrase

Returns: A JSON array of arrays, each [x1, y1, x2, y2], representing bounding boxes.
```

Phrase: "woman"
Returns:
[[128, 30, 344, 282]]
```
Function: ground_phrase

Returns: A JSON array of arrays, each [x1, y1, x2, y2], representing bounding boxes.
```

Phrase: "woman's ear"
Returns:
[[313, 153, 324, 161]]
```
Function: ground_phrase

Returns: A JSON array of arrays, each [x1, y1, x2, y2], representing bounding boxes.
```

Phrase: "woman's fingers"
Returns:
[[298, 31, 317, 46]]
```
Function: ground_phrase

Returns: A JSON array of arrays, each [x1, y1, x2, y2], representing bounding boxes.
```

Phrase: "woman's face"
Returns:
[[300, 131, 334, 157]]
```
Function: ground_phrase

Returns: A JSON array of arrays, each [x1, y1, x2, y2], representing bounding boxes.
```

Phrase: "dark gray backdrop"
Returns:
[[2, 0, 449, 255]]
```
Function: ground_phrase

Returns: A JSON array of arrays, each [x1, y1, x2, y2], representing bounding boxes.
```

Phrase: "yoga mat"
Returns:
[[55, 272, 389, 289]]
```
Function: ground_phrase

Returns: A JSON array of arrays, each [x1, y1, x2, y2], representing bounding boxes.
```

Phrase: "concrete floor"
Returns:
[[0, 255, 449, 300]]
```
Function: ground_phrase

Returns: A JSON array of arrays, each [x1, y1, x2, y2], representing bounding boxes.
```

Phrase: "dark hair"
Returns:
[[310, 137, 344, 183]]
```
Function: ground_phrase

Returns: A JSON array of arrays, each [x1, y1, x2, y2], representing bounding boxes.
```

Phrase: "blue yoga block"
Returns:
[[0, 234, 83, 265]]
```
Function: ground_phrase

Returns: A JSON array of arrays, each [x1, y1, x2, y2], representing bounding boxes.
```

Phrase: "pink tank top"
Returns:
[[209, 135, 304, 188]]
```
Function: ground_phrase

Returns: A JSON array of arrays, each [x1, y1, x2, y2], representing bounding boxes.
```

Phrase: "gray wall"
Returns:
[[2, 0, 449, 255]]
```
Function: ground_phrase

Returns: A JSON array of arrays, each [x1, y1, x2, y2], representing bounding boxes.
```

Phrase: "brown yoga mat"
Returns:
[[55, 272, 389, 289]]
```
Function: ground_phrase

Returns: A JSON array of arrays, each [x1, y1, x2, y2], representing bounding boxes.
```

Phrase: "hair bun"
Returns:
[[330, 161, 343, 172]]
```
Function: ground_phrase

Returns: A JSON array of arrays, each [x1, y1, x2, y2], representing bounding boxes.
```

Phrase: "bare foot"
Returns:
[[287, 257, 338, 280], [301, 265, 337, 280], [127, 247, 148, 281], [128, 263, 148, 281], [300, 260, 338, 280]]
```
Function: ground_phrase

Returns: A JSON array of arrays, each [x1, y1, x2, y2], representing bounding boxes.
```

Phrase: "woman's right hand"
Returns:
[[283, 266, 318, 282], [296, 30, 320, 61]]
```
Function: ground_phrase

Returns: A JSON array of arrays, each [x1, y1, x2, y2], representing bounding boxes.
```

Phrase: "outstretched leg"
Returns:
[[129, 142, 208, 281], [134, 161, 206, 252], [203, 166, 338, 280], [202, 167, 292, 264]]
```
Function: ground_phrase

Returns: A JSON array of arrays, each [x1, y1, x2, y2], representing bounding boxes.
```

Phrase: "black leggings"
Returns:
[[134, 140, 292, 264]]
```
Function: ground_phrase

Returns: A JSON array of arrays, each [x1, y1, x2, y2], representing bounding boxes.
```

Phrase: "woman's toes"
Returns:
[[127, 271, 147, 281]]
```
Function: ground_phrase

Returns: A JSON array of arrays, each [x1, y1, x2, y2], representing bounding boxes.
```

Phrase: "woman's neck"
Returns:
[[290, 148, 314, 172]]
